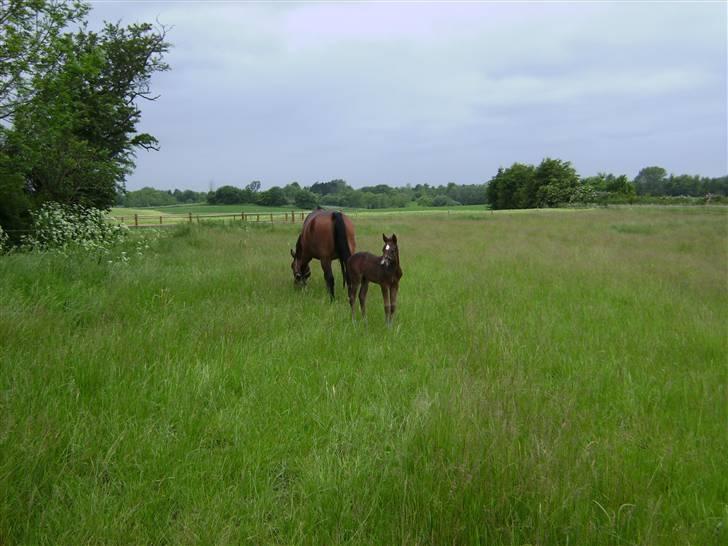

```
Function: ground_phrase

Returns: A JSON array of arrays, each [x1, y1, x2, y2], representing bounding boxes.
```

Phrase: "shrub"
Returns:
[[0, 224, 8, 253], [21, 202, 128, 255]]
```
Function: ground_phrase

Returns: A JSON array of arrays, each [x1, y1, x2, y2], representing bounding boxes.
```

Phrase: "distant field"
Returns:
[[1, 207, 726, 544]]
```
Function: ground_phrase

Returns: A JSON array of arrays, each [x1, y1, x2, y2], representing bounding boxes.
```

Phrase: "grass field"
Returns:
[[1, 207, 726, 544]]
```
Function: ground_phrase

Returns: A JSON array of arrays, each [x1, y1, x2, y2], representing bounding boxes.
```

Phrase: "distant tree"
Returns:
[[486, 163, 536, 210], [125, 186, 176, 207], [257, 186, 287, 206], [210, 185, 244, 204], [246, 180, 261, 193], [535, 158, 580, 207], [432, 194, 460, 207], [294, 189, 318, 209], [309, 179, 349, 195], [634, 166, 667, 195]]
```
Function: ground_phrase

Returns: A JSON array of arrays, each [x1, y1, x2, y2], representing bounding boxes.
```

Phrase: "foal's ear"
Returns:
[[391, 233, 397, 244], [290, 248, 295, 258], [382, 233, 388, 243]]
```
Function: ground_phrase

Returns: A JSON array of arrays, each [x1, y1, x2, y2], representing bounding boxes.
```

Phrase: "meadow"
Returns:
[[1, 207, 726, 544]]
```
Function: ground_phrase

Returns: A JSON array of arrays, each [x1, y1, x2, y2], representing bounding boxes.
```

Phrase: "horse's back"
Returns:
[[301, 209, 355, 260]]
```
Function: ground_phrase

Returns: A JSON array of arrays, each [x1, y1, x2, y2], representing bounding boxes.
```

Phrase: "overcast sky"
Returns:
[[88, 1, 727, 191]]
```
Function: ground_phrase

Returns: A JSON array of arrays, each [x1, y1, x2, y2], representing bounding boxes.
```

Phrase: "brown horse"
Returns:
[[347, 233, 402, 326], [290, 208, 356, 299]]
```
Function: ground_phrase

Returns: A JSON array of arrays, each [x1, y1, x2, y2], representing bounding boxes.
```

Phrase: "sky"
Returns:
[[87, 1, 728, 192]]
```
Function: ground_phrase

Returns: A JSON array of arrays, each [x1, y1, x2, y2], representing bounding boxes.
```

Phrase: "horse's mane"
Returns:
[[294, 234, 302, 256]]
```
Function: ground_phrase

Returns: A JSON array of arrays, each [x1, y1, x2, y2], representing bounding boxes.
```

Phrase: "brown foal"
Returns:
[[347, 234, 403, 326]]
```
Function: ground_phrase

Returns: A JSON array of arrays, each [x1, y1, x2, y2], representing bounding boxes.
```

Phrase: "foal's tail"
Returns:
[[332, 211, 351, 287]]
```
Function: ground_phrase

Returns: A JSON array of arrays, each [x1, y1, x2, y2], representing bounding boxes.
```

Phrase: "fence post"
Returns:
[[160, 215, 163, 225], [257, 214, 260, 222], [285, 212, 288, 222], [134, 214, 138, 227], [270, 213, 273, 223], [197, 215, 200, 224], [189, 212, 192, 223]]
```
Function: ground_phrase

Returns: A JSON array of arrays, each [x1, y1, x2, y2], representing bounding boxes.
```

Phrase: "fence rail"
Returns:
[[113, 211, 309, 228]]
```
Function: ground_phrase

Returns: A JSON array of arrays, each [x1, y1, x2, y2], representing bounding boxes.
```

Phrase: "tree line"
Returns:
[[486, 160, 727, 210], [119, 179, 489, 209], [121, 163, 728, 211]]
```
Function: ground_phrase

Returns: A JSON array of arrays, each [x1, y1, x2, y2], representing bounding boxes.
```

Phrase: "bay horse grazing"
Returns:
[[347, 233, 402, 326], [290, 208, 356, 299]]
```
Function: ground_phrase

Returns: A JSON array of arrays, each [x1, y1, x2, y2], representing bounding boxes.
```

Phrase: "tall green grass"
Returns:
[[1, 207, 726, 544]]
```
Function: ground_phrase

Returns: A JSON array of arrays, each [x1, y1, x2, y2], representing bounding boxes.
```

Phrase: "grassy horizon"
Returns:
[[1, 207, 726, 544]]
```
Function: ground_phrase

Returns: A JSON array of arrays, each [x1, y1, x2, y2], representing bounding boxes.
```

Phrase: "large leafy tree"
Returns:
[[11, 21, 169, 209], [0, 2, 169, 237]]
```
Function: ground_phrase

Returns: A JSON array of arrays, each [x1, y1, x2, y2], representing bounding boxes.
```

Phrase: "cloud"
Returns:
[[88, 1, 726, 189]]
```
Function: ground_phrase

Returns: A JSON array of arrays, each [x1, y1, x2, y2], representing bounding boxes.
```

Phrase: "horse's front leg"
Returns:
[[389, 282, 399, 325], [321, 258, 335, 300], [381, 285, 391, 326]]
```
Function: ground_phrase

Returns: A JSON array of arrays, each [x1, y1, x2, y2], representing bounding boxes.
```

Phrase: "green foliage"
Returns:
[[310, 179, 349, 195], [431, 194, 461, 207], [257, 186, 287, 206], [123, 187, 177, 207], [631, 167, 727, 197], [634, 166, 668, 195], [207, 185, 249, 205], [294, 189, 319, 209], [0, 0, 90, 121]]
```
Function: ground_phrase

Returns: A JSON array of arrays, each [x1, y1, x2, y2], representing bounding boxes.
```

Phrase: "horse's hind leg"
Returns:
[[359, 279, 369, 321], [321, 258, 335, 300]]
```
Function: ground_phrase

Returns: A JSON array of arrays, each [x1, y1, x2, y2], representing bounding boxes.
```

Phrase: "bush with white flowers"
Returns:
[[21, 202, 129, 255], [0, 224, 9, 253]]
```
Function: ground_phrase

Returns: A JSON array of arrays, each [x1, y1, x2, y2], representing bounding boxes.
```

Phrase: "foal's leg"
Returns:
[[359, 279, 369, 321], [321, 258, 335, 300], [381, 285, 391, 326], [348, 276, 360, 321], [389, 282, 399, 324]]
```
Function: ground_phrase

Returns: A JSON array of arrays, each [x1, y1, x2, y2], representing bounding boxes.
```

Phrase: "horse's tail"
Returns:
[[332, 211, 351, 287]]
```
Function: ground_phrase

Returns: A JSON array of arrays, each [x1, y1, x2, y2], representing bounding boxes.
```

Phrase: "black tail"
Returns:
[[332, 211, 351, 287]]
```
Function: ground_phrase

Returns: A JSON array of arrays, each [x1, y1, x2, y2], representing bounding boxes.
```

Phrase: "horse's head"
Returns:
[[290, 248, 311, 287], [381, 233, 399, 267]]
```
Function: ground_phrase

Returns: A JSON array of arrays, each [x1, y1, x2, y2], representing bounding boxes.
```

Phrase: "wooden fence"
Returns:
[[113, 211, 308, 228]]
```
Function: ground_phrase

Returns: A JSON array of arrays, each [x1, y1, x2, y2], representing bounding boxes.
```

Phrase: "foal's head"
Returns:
[[290, 247, 311, 287], [380, 233, 399, 267]]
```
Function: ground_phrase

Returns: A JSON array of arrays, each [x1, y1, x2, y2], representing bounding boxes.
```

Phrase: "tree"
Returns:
[[2, 16, 170, 215], [486, 163, 536, 210], [309, 179, 349, 195], [257, 186, 287, 206], [294, 189, 318, 209], [245, 180, 261, 193], [0, 0, 89, 122], [209, 185, 244, 204], [634, 166, 667, 195], [535, 158, 580, 207]]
